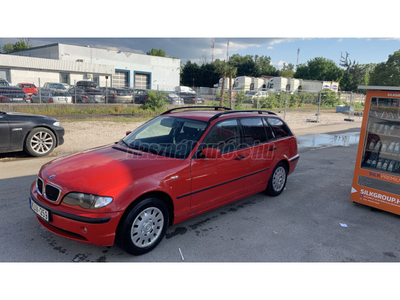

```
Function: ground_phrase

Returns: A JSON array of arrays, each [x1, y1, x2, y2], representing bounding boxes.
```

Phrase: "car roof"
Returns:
[[161, 107, 277, 123]]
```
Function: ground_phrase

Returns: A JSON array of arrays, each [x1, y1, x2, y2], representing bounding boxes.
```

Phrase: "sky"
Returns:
[[2, 1, 400, 70]]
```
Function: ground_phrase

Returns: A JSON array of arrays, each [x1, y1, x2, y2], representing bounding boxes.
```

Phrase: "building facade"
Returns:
[[0, 43, 181, 91]]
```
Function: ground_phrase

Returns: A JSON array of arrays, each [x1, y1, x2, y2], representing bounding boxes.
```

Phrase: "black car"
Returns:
[[0, 86, 28, 103], [178, 92, 197, 104], [0, 111, 64, 157], [68, 86, 105, 103], [130, 88, 150, 104]]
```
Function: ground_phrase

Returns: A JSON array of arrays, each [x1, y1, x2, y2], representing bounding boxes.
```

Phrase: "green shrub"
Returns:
[[141, 90, 166, 111]]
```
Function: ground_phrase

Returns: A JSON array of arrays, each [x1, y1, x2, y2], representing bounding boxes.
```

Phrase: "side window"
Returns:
[[201, 119, 241, 154], [267, 117, 292, 139], [262, 118, 275, 140], [240, 118, 268, 146]]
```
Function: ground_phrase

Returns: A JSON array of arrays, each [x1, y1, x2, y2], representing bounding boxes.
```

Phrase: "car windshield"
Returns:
[[0, 80, 9, 86], [119, 116, 208, 159], [247, 92, 257, 96], [49, 83, 65, 89]]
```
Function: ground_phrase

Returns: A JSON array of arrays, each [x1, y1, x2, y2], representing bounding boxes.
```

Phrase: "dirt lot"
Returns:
[[51, 110, 363, 157]]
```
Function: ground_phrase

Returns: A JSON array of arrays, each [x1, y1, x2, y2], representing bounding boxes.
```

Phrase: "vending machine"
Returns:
[[351, 86, 400, 214]]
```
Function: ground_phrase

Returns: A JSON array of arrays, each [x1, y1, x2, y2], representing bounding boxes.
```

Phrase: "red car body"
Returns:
[[17, 83, 38, 95], [29, 107, 299, 254]]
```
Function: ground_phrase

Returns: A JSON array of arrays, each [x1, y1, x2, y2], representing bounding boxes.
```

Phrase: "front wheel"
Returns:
[[25, 127, 56, 157], [118, 198, 169, 255], [266, 162, 288, 196]]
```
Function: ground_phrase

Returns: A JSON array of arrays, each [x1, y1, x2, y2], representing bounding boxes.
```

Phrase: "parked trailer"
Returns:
[[266, 77, 339, 94], [233, 76, 269, 93]]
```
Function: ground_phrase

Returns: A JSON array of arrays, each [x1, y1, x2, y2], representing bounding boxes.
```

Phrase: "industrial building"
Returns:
[[0, 43, 181, 90]]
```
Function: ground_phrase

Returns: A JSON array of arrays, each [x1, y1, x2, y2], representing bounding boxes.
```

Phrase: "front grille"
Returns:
[[36, 177, 44, 195], [45, 184, 61, 202]]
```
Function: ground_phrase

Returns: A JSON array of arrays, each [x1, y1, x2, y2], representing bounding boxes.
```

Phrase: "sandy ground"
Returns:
[[51, 110, 363, 156]]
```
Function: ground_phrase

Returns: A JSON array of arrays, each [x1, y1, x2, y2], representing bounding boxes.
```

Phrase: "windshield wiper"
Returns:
[[131, 144, 160, 155], [119, 139, 131, 148]]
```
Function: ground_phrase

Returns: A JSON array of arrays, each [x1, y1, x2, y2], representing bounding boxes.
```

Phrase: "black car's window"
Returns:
[[266, 117, 292, 139], [239, 117, 268, 146], [200, 119, 241, 154]]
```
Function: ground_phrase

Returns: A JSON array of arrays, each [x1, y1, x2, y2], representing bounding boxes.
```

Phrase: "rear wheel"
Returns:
[[118, 198, 169, 255], [25, 127, 56, 157], [266, 162, 287, 196]]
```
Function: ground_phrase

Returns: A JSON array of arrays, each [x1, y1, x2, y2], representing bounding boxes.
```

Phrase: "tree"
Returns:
[[226, 65, 237, 109], [146, 48, 166, 57], [214, 59, 229, 106], [1, 38, 31, 53], [295, 57, 343, 82], [280, 63, 295, 78], [181, 60, 200, 87], [228, 54, 278, 77], [339, 52, 369, 92], [369, 50, 400, 86]]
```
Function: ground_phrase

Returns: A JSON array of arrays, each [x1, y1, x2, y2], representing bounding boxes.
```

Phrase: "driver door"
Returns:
[[190, 119, 249, 213]]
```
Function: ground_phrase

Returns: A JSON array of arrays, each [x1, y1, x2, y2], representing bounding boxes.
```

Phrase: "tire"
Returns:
[[266, 162, 288, 196], [118, 198, 169, 255], [25, 127, 56, 157]]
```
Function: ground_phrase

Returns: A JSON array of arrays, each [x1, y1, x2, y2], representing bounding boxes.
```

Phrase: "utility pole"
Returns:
[[226, 39, 230, 62], [296, 48, 300, 69], [211, 40, 214, 63]]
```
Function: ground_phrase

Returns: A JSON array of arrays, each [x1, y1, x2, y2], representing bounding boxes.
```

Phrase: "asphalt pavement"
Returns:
[[2, 127, 400, 263]]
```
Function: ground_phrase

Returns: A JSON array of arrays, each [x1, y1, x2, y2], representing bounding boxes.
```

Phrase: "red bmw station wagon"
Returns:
[[29, 107, 299, 255]]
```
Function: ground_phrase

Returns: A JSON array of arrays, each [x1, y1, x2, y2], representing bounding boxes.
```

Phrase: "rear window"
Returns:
[[266, 117, 292, 139], [52, 92, 69, 96], [117, 90, 131, 96], [22, 84, 35, 88]]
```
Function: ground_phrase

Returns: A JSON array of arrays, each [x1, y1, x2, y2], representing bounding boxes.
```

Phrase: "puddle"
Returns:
[[297, 132, 360, 149]]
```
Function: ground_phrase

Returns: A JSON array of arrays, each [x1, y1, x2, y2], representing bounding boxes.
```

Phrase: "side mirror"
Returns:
[[126, 131, 132, 136], [201, 148, 221, 159]]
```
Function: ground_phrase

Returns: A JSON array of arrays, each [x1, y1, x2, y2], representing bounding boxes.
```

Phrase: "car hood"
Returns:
[[39, 144, 184, 196], [5, 111, 59, 122]]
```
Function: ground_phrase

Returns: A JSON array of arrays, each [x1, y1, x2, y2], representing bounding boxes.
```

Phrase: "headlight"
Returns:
[[53, 121, 62, 127], [62, 192, 113, 209]]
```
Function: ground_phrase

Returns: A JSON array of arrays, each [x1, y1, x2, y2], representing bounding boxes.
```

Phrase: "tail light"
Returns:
[[0, 96, 7, 102], [82, 95, 88, 99], [49, 98, 54, 103]]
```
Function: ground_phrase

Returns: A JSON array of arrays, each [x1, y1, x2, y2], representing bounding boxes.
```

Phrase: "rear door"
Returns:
[[240, 117, 276, 193]]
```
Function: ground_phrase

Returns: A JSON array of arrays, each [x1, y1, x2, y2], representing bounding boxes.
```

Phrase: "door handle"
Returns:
[[269, 147, 277, 151], [235, 155, 246, 160]]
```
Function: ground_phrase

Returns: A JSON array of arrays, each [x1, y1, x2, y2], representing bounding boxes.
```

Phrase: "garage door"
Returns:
[[113, 71, 128, 88], [135, 73, 150, 89]]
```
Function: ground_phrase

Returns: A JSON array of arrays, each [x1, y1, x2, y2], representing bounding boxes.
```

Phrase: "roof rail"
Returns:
[[209, 110, 277, 122], [161, 106, 232, 115]]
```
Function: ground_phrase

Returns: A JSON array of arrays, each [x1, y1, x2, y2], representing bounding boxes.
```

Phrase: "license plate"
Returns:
[[30, 198, 49, 222]]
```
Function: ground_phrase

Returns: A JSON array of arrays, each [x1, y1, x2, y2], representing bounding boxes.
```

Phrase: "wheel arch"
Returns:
[[24, 125, 60, 148], [116, 191, 175, 239]]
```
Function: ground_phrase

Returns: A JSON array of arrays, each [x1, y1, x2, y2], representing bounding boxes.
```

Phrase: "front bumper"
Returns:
[[29, 185, 123, 247]]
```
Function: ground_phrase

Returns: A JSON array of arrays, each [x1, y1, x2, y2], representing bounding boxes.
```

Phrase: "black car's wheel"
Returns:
[[25, 127, 56, 157], [118, 198, 169, 255], [266, 162, 288, 196]]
